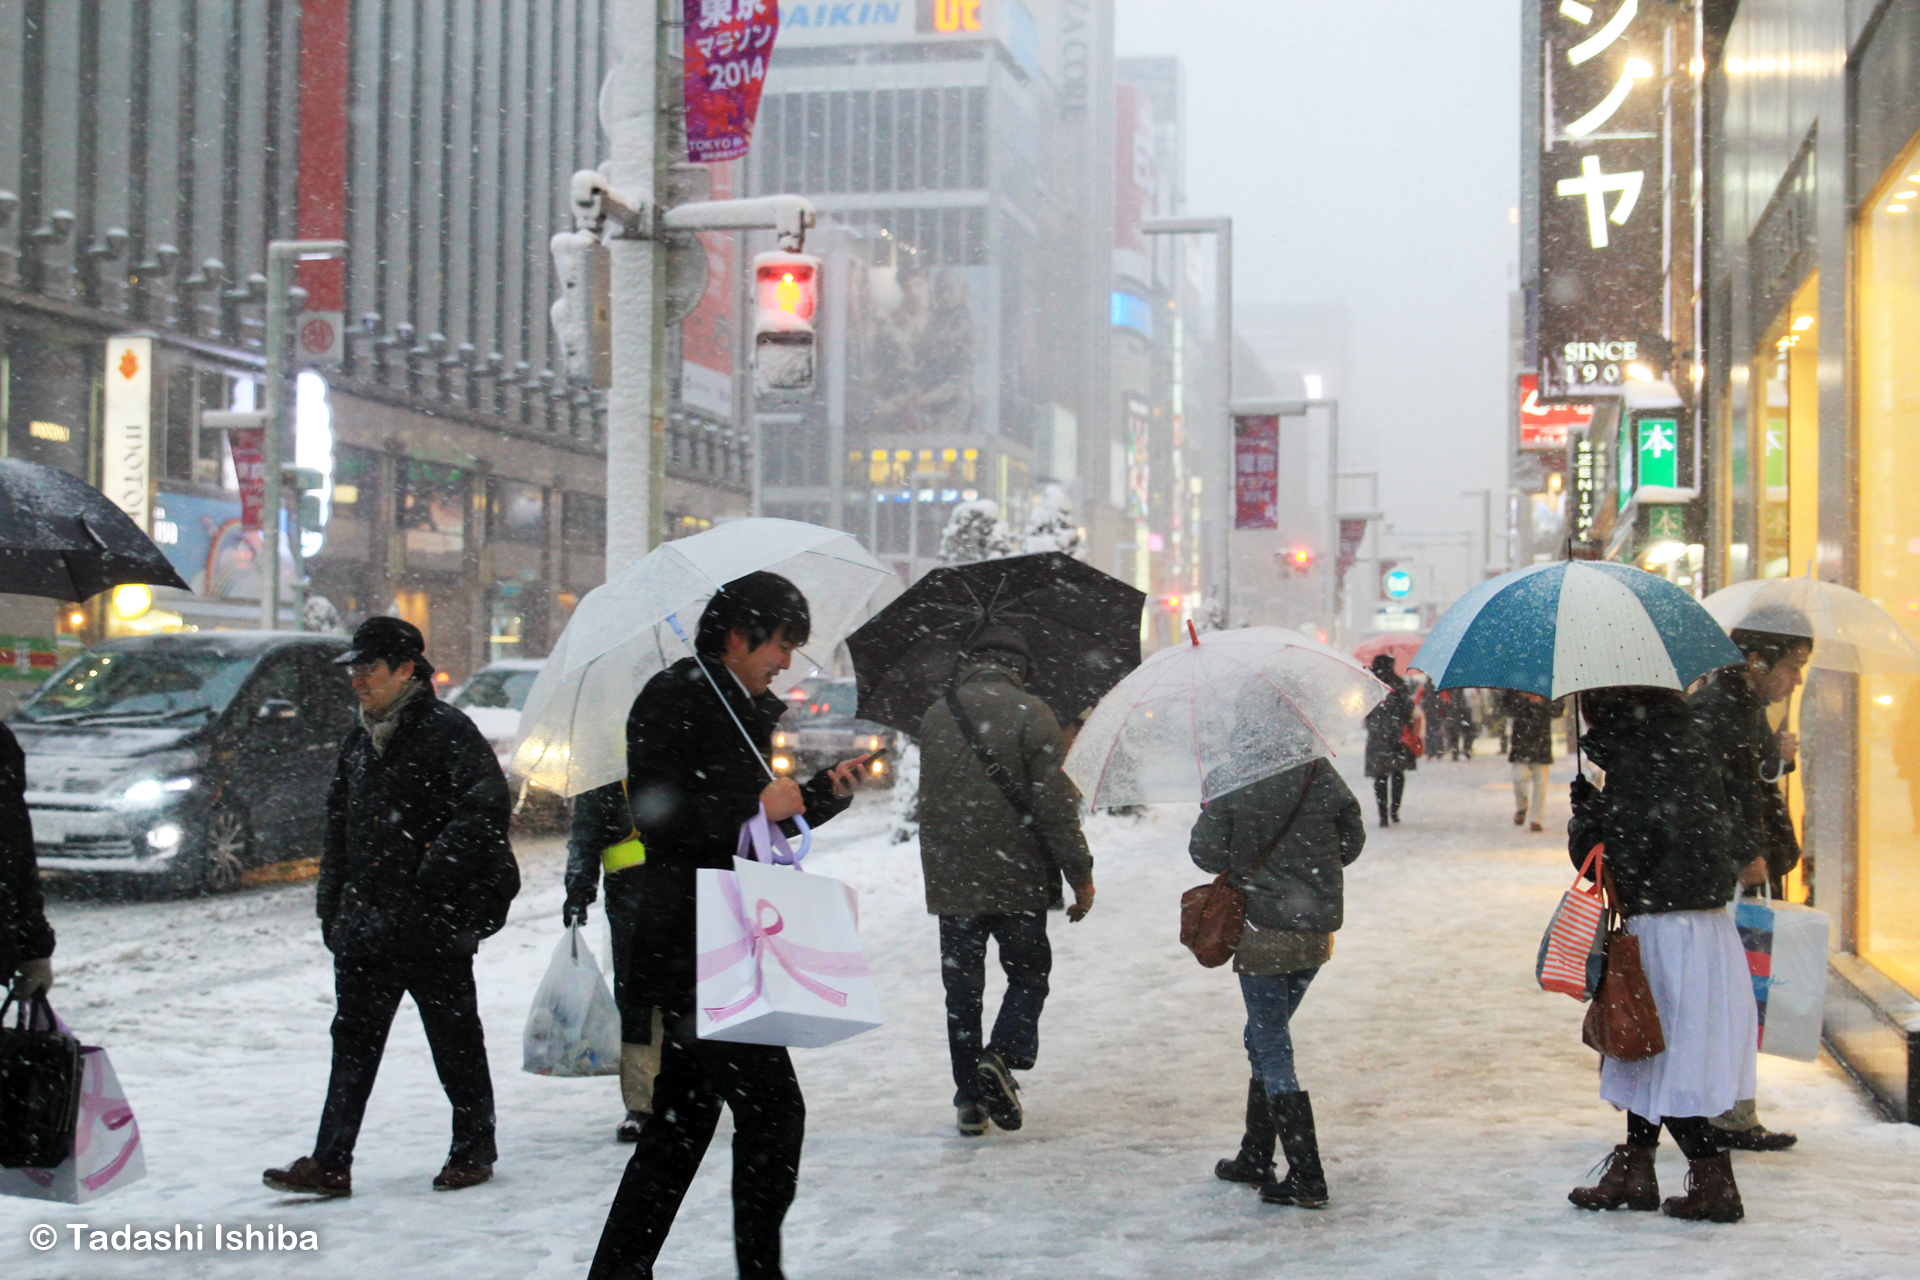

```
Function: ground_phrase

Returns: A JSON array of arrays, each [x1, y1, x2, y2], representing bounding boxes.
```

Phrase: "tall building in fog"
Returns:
[[749, 0, 1115, 581]]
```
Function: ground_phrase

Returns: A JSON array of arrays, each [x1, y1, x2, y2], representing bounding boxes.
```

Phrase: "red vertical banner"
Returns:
[[231, 430, 268, 531], [296, 0, 350, 364], [684, 0, 779, 164], [1234, 414, 1279, 530], [680, 162, 738, 419]]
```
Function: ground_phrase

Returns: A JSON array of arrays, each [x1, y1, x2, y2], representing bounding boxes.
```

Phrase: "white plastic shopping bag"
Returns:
[[522, 925, 622, 1076], [1759, 902, 1831, 1062], [696, 853, 882, 1048], [0, 1045, 146, 1203]]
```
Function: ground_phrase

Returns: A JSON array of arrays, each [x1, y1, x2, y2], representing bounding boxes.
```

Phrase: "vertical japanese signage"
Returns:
[[681, 162, 738, 418], [101, 337, 153, 532], [1637, 416, 1678, 490], [685, 0, 779, 164], [1538, 0, 1666, 399], [296, 0, 349, 366], [1113, 83, 1155, 286], [1233, 413, 1279, 530], [1572, 436, 1598, 541]]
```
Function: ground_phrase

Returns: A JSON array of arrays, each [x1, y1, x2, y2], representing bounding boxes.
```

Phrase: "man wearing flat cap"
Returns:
[[916, 624, 1095, 1138], [265, 616, 519, 1198]]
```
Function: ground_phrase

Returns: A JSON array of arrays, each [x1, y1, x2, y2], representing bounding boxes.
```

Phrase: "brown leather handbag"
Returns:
[[1580, 874, 1666, 1062], [1180, 762, 1320, 968]]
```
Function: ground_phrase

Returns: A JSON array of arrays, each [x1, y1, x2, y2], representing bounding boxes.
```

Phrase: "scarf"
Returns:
[[360, 678, 425, 756]]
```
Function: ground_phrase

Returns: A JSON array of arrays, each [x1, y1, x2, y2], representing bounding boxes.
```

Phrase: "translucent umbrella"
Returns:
[[512, 519, 899, 797], [1062, 625, 1387, 808], [1701, 577, 1920, 674]]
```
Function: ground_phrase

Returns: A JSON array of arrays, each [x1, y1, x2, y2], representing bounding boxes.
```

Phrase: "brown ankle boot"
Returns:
[[1661, 1152, 1744, 1222], [1568, 1144, 1659, 1211]]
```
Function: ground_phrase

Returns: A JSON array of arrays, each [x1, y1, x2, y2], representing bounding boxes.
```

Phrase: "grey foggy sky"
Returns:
[[1116, 0, 1520, 546]]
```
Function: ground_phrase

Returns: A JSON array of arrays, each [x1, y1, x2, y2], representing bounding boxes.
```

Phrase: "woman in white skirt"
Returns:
[[1564, 686, 1760, 1223]]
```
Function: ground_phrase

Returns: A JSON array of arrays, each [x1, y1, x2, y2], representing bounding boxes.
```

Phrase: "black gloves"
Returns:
[[563, 893, 592, 927], [1569, 774, 1598, 813]]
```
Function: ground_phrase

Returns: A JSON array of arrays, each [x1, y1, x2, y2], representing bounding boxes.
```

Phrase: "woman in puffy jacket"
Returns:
[[1190, 756, 1366, 1210]]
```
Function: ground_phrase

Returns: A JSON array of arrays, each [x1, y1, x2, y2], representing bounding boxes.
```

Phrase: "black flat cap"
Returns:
[[334, 615, 428, 668]]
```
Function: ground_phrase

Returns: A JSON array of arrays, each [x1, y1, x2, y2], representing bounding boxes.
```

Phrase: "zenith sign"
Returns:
[[1556, 154, 1643, 249]]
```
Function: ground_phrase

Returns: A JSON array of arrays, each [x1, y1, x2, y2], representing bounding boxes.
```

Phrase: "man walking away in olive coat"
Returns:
[[1690, 621, 1812, 1153], [916, 626, 1094, 1137], [265, 617, 518, 1198]]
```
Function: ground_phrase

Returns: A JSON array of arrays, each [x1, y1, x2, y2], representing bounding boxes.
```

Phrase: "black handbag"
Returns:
[[0, 989, 84, 1168]]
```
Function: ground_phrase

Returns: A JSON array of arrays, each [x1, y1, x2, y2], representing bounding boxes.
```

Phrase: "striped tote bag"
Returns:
[[1537, 844, 1608, 1000]]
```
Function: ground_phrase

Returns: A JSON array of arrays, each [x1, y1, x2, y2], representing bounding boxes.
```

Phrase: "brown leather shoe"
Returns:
[[1661, 1152, 1744, 1222], [432, 1160, 494, 1191], [1569, 1144, 1658, 1211], [1716, 1124, 1797, 1152], [263, 1156, 351, 1198]]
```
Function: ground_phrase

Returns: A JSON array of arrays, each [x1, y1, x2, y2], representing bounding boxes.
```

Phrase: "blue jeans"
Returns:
[[1239, 968, 1319, 1096]]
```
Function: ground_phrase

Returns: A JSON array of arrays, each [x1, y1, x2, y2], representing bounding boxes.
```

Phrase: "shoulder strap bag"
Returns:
[[1580, 867, 1667, 1062], [945, 683, 1051, 845], [1179, 762, 1321, 969]]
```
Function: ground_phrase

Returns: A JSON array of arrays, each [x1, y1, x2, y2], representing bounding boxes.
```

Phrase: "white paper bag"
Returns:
[[695, 856, 882, 1047], [0, 1046, 146, 1203], [1759, 902, 1830, 1063], [522, 926, 622, 1076]]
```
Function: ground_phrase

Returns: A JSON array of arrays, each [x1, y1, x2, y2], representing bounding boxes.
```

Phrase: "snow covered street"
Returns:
[[7, 745, 1918, 1279]]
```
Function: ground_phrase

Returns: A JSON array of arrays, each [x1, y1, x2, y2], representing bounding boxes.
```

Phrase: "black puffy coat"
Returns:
[[1567, 696, 1740, 917], [564, 780, 634, 908], [317, 687, 518, 957], [1688, 670, 1796, 882], [1189, 759, 1366, 932], [622, 656, 850, 1015], [0, 723, 53, 982]]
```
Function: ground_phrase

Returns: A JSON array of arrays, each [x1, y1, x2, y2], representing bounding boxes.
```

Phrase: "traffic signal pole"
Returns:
[[582, 1, 815, 577]]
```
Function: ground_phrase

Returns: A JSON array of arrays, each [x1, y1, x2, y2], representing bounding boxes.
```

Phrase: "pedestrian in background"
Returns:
[[1504, 690, 1563, 832], [265, 617, 519, 1198], [1690, 621, 1812, 1153], [1363, 654, 1416, 828], [590, 572, 869, 1280], [1566, 686, 1756, 1223], [564, 780, 659, 1143], [1194, 756, 1365, 1209], [0, 719, 53, 1004], [916, 625, 1094, 1137], [1446, 689, 1477, 760]]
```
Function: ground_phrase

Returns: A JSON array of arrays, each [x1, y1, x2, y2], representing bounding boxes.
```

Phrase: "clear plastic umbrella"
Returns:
[[1701, 577, 1920, 674], [512, 519, 899, 797], [1062, 625, 1387, 808]]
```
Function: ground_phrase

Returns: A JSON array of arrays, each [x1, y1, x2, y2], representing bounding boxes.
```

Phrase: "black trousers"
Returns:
[[589, 1018, 804, 1280], [938, 912, 1051, 1106], [1372, 771, 1405, 822], [603, 865, 650, 1044], [1627, 1111, 1723, 1158], [312, 953, 496, 1169]]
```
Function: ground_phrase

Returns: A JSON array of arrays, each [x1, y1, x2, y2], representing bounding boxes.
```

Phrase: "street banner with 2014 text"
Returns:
[[684, 0, 779, 164]]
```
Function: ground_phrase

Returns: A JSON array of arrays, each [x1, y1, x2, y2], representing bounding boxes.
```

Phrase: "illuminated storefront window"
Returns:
[[1855, 137, 1920, 996], [1751, 274, 1818, 581]]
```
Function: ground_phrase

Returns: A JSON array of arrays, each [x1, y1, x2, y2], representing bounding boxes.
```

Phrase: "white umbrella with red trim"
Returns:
[[1062, 624, 1388, 808]]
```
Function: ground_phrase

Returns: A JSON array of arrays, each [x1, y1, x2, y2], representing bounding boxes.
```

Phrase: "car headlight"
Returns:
[[119, 776, 195, 807], [870, 758, 886, 775], [773, 731, 790, 748], [146, 822, 183, 851], [771, 755, 793, 772], [865, 735, 883, 751]]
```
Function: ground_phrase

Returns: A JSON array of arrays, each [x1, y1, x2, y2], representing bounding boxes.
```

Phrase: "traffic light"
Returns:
[[753, 251, 820, 394], [1283, 546, 1315, 576], [1160, 593, 1183, 613]]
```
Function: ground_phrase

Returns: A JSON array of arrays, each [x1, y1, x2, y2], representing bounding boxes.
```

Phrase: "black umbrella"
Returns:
[[0, 457, 190, 600], [846, 552, 1145, 735]]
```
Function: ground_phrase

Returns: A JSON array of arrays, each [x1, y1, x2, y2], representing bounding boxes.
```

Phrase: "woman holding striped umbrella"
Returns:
[[1412, 560, 1758, 1222]]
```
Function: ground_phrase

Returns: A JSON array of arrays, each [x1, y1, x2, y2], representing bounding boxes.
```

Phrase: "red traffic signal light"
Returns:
[[1160, 593, 1183, 612], [1282, 546, 1314, 576], [754, 253, 818, 324]]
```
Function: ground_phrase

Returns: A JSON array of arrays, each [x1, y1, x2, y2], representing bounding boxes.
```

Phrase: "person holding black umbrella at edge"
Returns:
[[590, 572, 872, 1280]]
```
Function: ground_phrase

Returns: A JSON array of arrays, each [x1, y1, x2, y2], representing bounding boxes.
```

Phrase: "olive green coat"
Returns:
[[915, 662, 1094, 916]]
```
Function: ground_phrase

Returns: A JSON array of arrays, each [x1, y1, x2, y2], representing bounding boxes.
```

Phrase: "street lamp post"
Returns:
[[1141, 216, 1232, 620]]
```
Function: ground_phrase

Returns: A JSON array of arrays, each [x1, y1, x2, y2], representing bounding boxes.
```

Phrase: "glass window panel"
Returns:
[[850, 90, 872, 194], [874, 89, 895, 193]]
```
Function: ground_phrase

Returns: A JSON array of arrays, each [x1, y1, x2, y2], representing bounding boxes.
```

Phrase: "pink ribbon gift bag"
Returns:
[[695, 811, 882, 1048]]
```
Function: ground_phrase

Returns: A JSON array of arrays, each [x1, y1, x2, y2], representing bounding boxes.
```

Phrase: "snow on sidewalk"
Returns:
[[6, 749, 1917, 1278]]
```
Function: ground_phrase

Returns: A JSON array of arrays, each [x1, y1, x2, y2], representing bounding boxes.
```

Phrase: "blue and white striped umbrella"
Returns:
[[1411, 560, 1743, 697]]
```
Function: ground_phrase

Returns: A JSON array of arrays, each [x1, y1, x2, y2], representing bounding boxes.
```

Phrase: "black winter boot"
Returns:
[[1260, 1090, 1328, 1208], [1214, 1079, 1276, 1185]]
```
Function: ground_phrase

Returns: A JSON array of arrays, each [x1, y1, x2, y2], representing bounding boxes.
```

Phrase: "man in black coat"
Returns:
[[264, 617, 518, 1198], [564, 779, 657, 1141], [1503, 691, 1565, 832], [0, 721, 54, 1003], [590, 572, 868, 1280], [1690, 623, 1812, 1153]]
